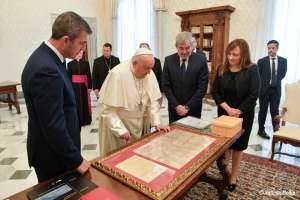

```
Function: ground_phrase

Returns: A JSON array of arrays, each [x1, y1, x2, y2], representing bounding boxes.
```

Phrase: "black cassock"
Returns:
[[67, 59, 92, 125]]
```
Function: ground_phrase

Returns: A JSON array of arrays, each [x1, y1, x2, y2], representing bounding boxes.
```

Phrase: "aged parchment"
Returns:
[[115, 155, 169, 183], [134, 129, 216, 169]]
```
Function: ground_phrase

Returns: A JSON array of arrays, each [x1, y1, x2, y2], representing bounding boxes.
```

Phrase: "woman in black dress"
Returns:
[[211, 39, 260, 192], [68, 50, 92, 125]]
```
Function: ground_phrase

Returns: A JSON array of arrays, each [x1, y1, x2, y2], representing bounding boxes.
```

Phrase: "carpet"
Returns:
[[184, 153, 300, 200]]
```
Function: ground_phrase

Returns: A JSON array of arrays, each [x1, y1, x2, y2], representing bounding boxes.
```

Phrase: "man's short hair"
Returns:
[[139, 43, 150, 50], [267, 40, 279, 48], [103, 43, 112, 50], [176, 31, 192, 46], [51, 11, 92, 42], [192, 34, 198, 40]]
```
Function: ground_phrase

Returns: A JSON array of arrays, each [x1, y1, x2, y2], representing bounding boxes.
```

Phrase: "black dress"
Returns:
[[217, 71, 255, 151], [68, 59, 92, 125]]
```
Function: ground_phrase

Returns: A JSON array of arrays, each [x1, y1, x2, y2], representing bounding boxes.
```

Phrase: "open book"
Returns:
[[173, 116, 211, 130]]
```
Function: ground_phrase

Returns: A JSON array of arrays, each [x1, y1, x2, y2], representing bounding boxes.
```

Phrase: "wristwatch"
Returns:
[[185, 105, 190, 110]]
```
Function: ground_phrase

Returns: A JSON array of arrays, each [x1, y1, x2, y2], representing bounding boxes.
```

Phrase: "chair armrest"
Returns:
[[273, 108, 287, 131]]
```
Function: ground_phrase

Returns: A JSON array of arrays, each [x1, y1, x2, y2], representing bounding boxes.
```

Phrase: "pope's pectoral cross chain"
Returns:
[[132, 68, 144, 112], [138, 100, 143, 112]]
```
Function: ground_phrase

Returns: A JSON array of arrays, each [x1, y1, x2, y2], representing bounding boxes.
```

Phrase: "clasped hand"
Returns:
[[228, 108, 242, 118], [176, 105, 189, 116]]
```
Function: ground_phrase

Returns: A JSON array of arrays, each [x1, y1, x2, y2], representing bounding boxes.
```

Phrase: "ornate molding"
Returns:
[[214, 12, 225, 26], [181, 15, 190, 31]]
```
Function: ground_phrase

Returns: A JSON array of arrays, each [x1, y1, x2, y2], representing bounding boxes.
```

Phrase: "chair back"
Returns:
[[283, 80, 300, 124]]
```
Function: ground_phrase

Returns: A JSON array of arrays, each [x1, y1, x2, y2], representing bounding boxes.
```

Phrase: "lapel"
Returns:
[[41, 43, 75, 96], [265, 56, 271, 75], [185, 53, 195, 84], [174, 54, 184, 84], [277, 56, 283, 77]]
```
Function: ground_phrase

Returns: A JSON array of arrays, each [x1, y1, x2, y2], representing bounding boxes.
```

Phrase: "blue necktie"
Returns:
[[181, 59, 186, 81], [63, 59, 67, 69], [271, 58, 276, 86]]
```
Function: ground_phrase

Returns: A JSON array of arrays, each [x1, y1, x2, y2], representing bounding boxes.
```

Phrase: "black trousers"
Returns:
[[34, 167, 68, 183], [258, 85, 280, 132]]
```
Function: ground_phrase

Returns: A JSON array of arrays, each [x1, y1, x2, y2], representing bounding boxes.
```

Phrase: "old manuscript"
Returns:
[[134, 129, 216, 169]]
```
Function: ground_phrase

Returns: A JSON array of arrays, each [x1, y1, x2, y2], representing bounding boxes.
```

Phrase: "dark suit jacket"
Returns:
[[196, 49, 206, 58], [212, 65, 260, 113], [162, 52, 208, 120], [152, 57, 163, 92], [258, 56, 287, 96], [21, 42, 82, 173], [92, 55, 120, 90]]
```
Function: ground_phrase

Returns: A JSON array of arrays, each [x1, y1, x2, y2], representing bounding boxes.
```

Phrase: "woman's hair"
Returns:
[[219, 38, 254, 76]]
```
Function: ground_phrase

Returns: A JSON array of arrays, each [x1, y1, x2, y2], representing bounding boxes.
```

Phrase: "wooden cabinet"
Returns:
[[176, 5, 235, 99]]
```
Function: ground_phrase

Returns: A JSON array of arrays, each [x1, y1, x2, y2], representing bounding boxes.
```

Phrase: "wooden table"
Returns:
[[0, 81, 21, 114], [5, 129, 243, 200]]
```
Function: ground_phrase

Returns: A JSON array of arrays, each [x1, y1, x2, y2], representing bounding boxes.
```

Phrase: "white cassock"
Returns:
[[98, 59, 162, 155]]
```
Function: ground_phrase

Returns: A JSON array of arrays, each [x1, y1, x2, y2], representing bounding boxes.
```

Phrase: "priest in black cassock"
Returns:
[[92, 43, 120, 98], [68, 50, 92, 126]]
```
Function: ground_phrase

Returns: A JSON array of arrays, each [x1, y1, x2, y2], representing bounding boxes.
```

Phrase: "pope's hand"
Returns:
[[119, 131, 131, 141], [155, 125, 171, 132]]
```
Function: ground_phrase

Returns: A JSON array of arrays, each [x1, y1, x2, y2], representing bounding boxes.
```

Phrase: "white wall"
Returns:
[[0, 0, 114, 91], [0, 0, 261, 91], [162, 0, 261, 62]]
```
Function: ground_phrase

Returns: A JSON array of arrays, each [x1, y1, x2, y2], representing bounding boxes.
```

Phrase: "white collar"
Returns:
[[45, 40, 64, 63]]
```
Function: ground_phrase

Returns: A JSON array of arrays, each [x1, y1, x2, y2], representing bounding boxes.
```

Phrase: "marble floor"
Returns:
[[0, 94, 299, 199]]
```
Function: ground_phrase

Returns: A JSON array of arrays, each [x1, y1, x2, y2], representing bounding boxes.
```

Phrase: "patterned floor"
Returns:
[[0, 93, 299, 199], [184, 154, 300, 199]]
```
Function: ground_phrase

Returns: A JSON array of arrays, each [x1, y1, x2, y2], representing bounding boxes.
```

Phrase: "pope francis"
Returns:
[[98, 48, 170, 155]]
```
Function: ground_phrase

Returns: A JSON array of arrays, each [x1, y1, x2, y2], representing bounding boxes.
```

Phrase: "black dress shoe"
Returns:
[[257, 130, 270, 139], [228, 183, 237, 192]]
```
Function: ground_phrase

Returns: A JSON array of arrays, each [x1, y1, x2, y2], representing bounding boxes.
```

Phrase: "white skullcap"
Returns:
[[134, 48, 153, 56]]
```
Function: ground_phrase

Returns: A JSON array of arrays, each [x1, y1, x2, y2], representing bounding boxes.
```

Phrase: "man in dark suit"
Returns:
[[163, 31, 209, 123], [192, 34, 206, 58], [139, 43, 163, 93], [92, 43, 120, 98], [21, 11, 92, 183], [257, 40, 287, 139]]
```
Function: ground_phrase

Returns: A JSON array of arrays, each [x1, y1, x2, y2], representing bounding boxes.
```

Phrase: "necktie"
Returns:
[[271, 58, 276, 86], [63, 59, 67, 69], [181, 59, 186, 81]]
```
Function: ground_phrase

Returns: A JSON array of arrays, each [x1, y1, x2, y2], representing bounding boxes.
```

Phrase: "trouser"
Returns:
[[258, 85, 280, 132], [34, 167, 67, 183]]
